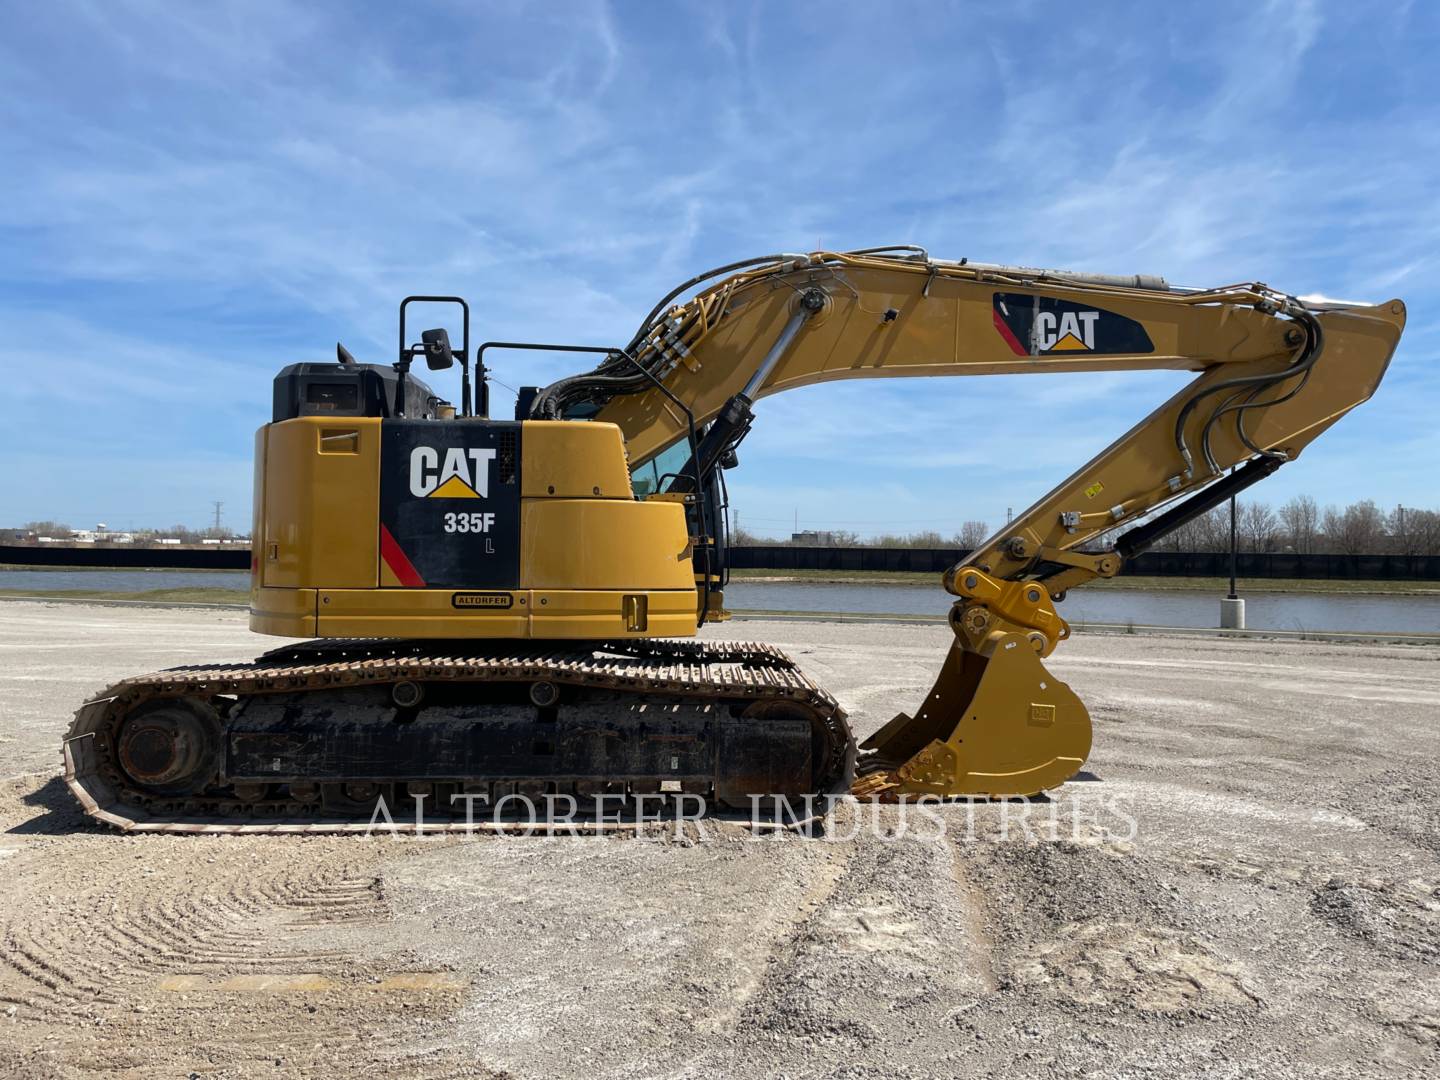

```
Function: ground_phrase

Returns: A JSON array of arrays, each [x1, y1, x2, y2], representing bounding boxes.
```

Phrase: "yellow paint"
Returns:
[[259, 418, 380, 590], [1084, 481, 1104, 499], [527, 588, 696, 639], [428, 475, 480, 498], [253, 414, 700, 640], [857, 633, 1091, 799], [521, 421, 634, 498], [1049, 332, 1089, 351], [308, 587, 696, 639], [249, 586, 317, 637], [521, 499, 692, 590]]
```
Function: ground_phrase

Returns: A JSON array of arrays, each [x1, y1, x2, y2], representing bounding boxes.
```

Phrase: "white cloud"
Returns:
[[0, 1, 1432, 533]]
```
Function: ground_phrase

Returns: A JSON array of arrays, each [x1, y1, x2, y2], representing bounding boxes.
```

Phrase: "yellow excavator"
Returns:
[[64, 248, 1405, 831]]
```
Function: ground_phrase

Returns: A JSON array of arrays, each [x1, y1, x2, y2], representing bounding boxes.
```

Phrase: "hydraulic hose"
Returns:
[[1173, 304, 1324, 479]]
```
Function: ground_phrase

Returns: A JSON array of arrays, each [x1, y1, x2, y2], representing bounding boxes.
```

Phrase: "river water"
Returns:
[[725, 581, 1439, 634], [0, 569, 252, 592], [2, 569, 1436, 634]]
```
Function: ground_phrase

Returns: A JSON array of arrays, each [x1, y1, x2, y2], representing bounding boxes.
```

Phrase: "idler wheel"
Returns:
[[529, 681, 560, 708], [115, 698, 221, 796]]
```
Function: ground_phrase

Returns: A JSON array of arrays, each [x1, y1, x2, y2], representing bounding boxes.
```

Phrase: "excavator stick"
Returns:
[[850, 293, 1403, 802], [854, 631, 1091, 800]]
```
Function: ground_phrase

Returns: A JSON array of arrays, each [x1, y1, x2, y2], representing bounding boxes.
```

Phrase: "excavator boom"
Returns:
[[540, 248, 1405, 798]]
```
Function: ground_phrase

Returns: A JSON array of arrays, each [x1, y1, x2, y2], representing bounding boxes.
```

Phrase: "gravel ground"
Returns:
[[0, 600, 1436, 1078]]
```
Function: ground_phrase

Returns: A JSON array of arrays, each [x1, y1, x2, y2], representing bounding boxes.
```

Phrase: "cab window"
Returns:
[[631, 438, 692, 496]]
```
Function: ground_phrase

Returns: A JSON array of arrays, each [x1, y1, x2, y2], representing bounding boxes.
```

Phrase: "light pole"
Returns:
[[1221, 488, 1245, 629], [1229, 494, 1238, 600]]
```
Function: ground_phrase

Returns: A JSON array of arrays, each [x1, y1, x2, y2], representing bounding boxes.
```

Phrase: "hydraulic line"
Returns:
[[531, 249, 1282, 423], [1175, 305, 1324, 479]]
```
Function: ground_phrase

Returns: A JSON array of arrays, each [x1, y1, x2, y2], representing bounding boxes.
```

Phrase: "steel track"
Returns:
[[63, 639, 854, 834]]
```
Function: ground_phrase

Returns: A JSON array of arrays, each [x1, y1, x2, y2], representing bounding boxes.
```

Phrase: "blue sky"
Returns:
[[2, 1, 1434, 538]]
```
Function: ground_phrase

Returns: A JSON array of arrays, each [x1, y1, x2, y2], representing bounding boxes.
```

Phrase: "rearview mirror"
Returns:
[[421, 328, 455, 370]]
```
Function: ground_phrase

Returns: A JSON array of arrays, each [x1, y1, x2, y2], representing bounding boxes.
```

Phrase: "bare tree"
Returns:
[[729, 523, 765, 546], [903, 530, 945, 548], [1158, 511, 1208, 551], [1322, 499, 1385, 554], [1237, 500, 1278, 552], [1344, 500, 1386, 553], [1278, 495, 1319, 553], [713, 500, 1436, 554], [22, 520, 73, 538], [1191, 505, 1231, 551], [1386, 505, 1440, 556], [956, 521, 989, 550], [1410, 509, 1440, 555]]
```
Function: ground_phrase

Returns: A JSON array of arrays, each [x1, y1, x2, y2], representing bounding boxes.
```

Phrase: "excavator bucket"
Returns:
[[853, 632, 1092, 799]]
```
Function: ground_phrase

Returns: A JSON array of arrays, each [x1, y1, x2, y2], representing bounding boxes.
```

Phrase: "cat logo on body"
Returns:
[[1035, 310, 1100, 352], [409, 446, 496, 499]]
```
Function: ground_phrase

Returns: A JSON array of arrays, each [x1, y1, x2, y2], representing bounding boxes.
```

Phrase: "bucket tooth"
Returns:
[[856, 632, 1091, 799]]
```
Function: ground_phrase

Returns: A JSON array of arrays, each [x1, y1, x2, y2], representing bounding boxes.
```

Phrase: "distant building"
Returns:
[[72, 526, 136, 544], [791, 530, 841, 546]]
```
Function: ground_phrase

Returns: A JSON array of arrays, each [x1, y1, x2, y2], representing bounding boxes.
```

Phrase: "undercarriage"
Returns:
[[64, 639, 854, 833]]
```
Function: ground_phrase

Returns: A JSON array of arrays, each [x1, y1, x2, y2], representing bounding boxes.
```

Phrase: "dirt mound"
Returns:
[[1310, 875, 1440, 963]]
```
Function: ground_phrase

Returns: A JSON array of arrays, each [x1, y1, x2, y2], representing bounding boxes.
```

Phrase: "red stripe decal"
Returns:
[[379, 524, 426, 587], [992, 305, 1028, 356]]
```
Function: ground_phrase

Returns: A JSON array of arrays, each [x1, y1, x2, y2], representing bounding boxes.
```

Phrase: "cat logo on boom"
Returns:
[[409, 446, 497, 499], [1035, 310, 1099, 351], [991, 292, 1155, 357]]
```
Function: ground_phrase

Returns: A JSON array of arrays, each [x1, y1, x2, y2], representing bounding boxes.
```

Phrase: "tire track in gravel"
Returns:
[[0, 818, 492, 1078], [0, 843, 379, 1005], [716, 807, 997, 1076]]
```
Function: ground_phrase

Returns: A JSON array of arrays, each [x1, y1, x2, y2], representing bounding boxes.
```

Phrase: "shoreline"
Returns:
[[5, 567, 1440, 607], [2, 591, 1437, 647], [4, 564, 1437, 598], [727, 569, 1440, 596]]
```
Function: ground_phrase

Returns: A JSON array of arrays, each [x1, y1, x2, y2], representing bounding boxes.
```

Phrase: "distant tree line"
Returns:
[[732, 521, 992, 549], [9, 521, 237, 543], [16, 498, 1440, 555], [731, 498, 1440, 555], [1118, 497, 1440, 556]]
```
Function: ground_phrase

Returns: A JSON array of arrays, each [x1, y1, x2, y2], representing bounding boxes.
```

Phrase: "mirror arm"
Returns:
[[398, 295, 471, 416]]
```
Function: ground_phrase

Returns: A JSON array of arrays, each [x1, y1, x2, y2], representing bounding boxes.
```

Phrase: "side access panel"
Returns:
[[379, 421, 521, 588]]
